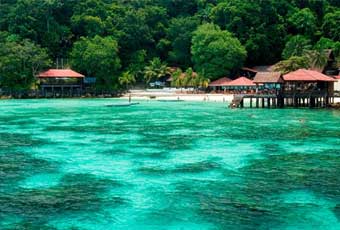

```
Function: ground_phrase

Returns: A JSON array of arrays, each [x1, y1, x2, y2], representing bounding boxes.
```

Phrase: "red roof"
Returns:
[[209, 77, 232, 86], [283, 69, 335, 82], [335, 76, 340, 80], [225, 77, 256, 86], [38, 69, 84, 78]]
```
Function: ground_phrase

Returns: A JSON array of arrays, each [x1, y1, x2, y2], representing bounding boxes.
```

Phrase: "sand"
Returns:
[[122, 90, 233, 103]]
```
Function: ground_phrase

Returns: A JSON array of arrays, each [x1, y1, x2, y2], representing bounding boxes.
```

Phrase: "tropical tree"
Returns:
[[143, 57, 169, 84], [70, 35, 121, 89], [314, 37, 340, 57], [288, 8, 317, 36], [0, 38, 51, 89], [274, 56, 310, 74], [322, 10, 340, 41], [304, 50, 328, 70], [195, 71, 210, 89], [125, 50, 147, 82], [166, 16, 199, 68], [191, 23, 247, 80], [183, 67, 194, 88], [118, 71, 136, 90], [210, 0, 287, 65], [170, 68, 183, 88], [282, 35, 312, 59], [7, 0, 70, 57]]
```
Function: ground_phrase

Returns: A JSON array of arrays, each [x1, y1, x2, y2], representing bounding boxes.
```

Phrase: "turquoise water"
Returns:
[[0, 99, 340, 230]]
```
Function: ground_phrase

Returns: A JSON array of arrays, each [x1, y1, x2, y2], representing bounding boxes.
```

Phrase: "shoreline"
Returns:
[[1, 91, 340, 104], [121, 93, 234, 103], [121, 91, 340, 104]]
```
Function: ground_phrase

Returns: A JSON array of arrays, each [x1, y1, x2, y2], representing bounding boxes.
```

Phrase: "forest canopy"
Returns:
[[0, 0, 339, 89]]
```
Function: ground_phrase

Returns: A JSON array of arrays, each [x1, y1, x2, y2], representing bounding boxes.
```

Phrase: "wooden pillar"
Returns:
[[293, 97, 297, 107], [311, 97, 315, 108], [262, 98, 265, 108], [240, 99, 244, 108], [250, 97, 253, 108], [256, 98, 259, 108], [267, 98, 270, 108]]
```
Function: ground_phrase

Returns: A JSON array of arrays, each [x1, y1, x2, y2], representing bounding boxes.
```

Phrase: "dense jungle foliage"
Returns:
[[0, 0, 339, 89]]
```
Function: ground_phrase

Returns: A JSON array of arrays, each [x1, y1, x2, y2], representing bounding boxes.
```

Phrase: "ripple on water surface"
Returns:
[[0, 99, 339, 229]]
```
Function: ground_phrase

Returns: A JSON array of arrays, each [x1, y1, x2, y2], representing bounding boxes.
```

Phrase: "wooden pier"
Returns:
[[228, 69, 337, 109], [230, 92, 335, 109]]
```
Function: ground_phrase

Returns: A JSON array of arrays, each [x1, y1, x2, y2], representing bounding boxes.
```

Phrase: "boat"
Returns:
[[157, 99, 184, 102], [105, 102, 140, 107]]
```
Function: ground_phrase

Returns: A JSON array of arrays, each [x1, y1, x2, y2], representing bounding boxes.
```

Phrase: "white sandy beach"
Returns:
[[122, 89, 234, 102]]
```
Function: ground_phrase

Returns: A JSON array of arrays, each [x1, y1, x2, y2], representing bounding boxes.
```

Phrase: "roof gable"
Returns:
[[253, 72, 283, 83], [226, 77, 256, 86], [38, 69, 84, 78], [283, 69, 335, 82], [209, 77, 232, 86]]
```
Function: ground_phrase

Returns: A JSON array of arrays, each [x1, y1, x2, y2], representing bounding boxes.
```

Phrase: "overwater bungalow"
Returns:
[[231, 69, 336, 108], [38, 69, 84, 97], [281, 69, 335, 107]]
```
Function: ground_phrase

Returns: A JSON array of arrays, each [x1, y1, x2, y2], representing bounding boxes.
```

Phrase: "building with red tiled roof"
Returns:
[[225, 77, 256, 87], [283, 69, 336, 82], [281, 69, 335, 102], [38, 69, 85, 96], [38, 69, 84, 78], [209, 77, 232, 87]]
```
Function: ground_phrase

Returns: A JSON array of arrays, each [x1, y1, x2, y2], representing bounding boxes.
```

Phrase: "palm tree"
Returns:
[[304, 49, 328, 70], [198, 75, 210, 88], [193, 72, 210, 92], [143, 66, 157, 84], [119, 71, 136, 90], [143, 57, 169, 85], [273, 56, 310, 74], [171, 69, 183, 88], [183, 68, 194, 88]]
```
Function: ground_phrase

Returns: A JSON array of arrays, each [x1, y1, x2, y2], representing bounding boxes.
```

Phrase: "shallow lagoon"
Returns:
[[0, 99, 340, 229]]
